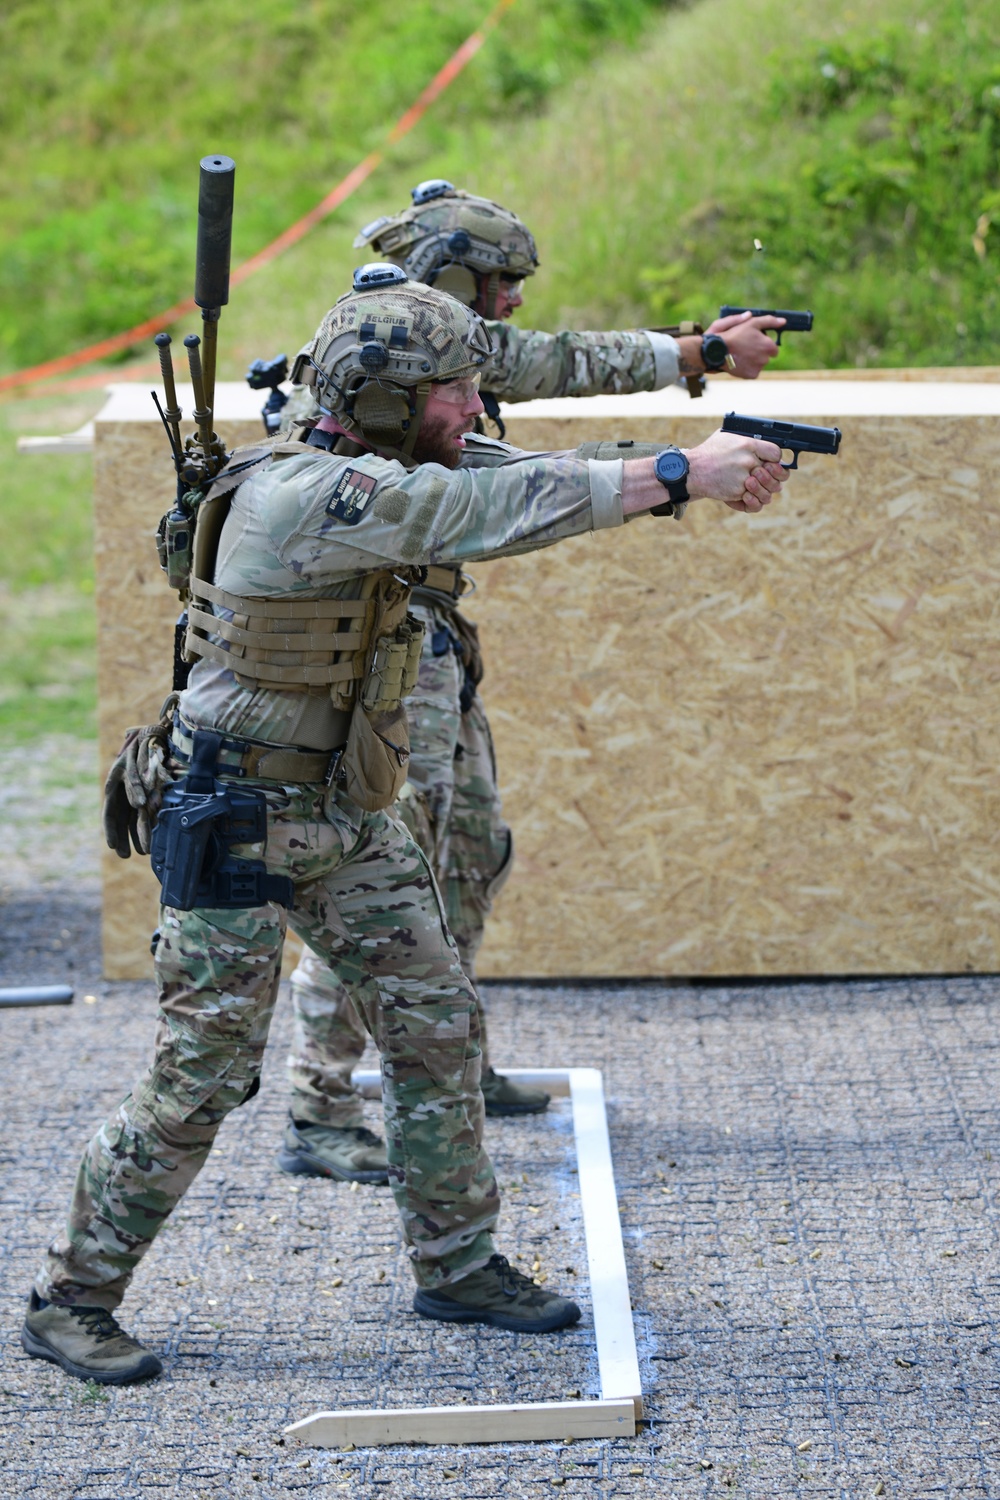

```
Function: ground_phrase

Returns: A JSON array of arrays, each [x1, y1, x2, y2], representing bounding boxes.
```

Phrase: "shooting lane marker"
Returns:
[[285, 1067, 641, 1448]]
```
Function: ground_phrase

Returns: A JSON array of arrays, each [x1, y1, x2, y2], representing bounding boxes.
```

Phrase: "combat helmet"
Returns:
[[289, 264, 496, 459], [353, 180, 539, 318]]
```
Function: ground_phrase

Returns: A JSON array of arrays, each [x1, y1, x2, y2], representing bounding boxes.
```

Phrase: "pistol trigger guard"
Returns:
[[781, 451, 799, 470]]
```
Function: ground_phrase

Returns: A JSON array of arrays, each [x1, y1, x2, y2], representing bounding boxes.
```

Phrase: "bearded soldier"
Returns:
[[276, 182, 786, 1186], [23, 269, 789, 1384]]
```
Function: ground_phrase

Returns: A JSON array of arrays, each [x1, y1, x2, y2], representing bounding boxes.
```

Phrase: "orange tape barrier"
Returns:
[[0, 0, 516, 397]]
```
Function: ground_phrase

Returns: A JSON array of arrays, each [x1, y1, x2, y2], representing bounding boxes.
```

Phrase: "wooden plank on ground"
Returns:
[[285, 1397, 636, 1446], [570, 1068, 643, 1418], [290, 1066, 640, 1445]]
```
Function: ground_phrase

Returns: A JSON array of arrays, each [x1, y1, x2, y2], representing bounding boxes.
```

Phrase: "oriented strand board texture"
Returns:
[[472, 410, 1000, 978], [94, 419, 262, 979], [95, 401, 1000, 979]]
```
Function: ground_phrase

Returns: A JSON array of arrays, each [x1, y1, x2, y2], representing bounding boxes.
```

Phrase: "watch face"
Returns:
[[655, 449, 689, 484], [702, 333, 728, 369]]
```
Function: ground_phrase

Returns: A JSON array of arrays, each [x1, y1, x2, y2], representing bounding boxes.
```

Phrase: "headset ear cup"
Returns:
[[353, 383, 412, 449], [431, 264, 478, 307]]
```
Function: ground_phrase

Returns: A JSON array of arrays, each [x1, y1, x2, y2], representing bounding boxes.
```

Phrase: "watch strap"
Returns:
[[649, 322, 706, 400], [651, 447, 690, 519]]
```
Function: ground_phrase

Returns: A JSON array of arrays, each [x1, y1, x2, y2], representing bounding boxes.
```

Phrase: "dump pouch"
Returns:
[[341, 701, 411, 814], [341, 596, 423, 813]]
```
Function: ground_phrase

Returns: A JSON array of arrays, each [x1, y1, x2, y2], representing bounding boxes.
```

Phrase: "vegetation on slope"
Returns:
[[1, 0, 998, 742], [0, 0, 670, 372]]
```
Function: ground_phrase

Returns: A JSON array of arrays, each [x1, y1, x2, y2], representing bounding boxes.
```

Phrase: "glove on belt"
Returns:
[[103, 693, 180, 859]]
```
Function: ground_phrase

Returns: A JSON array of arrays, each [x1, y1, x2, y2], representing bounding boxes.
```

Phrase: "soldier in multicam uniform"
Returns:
[[277, 182, 788, 1186], [22, 268, 789, 1384]]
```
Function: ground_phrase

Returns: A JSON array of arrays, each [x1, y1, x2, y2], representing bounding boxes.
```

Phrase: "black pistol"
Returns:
[[719, 306, 813, 345], [721, 412, 841, 470]]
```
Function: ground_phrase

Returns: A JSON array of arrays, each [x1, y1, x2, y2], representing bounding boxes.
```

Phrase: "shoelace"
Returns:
[[69, 1306, 126, 1344], [488, 1255, 538, 1299]]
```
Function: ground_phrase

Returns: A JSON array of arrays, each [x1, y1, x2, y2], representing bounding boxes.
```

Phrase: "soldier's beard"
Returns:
[[412, 414, 469, 469]]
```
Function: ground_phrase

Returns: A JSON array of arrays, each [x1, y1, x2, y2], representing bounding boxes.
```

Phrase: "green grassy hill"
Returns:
[[2, 0, 997, 380], [1, 0, 998, 743], [0, 0, 669, 373]]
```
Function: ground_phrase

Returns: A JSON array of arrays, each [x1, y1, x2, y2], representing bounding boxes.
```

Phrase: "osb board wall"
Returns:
[[94, 419, 262, 979], [96, 408, 1000, 979], [473, 408, 1000, 977]]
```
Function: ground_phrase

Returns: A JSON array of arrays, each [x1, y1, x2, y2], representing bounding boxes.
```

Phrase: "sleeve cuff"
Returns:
[[587, 458, 625, 530], [642, 330, 681, 389]]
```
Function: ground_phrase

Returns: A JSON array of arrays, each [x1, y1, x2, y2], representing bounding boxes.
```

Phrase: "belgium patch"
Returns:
[[326, 468, 377, 525]]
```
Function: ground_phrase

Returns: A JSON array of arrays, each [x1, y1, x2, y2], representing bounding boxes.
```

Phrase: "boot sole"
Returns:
[[20, 1324, 163, 1386], [484, 1096, 551, 1117], [412, 1291, 581, 1334], [276, 1148, 388, 1186]]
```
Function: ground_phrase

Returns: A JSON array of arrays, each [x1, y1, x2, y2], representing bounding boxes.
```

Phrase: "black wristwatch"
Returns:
[[700, 332, 730, 372], [650, 447, 690, 517]]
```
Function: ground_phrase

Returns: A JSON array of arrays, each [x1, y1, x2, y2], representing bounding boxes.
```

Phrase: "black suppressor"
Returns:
[[195, 154, 236, 311], [719, 306, 813, 344], [721, 412, 841, 469]]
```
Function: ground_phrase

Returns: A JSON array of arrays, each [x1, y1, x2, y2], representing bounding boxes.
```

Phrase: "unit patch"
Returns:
[[326, 468, 378, 525]]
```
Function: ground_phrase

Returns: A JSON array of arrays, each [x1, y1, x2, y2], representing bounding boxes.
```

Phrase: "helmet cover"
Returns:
[[353, 181, 539, 309], [290, 269, 495, 456]]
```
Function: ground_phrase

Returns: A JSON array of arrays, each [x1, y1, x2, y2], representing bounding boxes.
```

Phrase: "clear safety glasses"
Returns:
[[432, 371, 482, 405]]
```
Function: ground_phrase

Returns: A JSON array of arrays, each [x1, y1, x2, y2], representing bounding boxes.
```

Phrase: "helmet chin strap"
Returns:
[[482, 272, 500, 320], [401, 382, 432, 458]]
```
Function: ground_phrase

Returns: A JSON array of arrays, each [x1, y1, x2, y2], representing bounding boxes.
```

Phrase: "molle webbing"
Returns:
[[184, 569, 409, 697]]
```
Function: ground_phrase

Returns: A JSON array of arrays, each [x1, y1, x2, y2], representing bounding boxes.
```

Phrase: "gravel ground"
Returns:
[[1, 746, 999, 1497]]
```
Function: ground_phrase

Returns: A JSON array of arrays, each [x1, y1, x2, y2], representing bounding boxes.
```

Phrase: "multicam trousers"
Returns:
[[287, 598, 514, 1130], [37, 784, 500, 1310]]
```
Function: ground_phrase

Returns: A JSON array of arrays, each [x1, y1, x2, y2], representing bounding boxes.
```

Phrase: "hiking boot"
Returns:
[[277, 1117, 389, 1184], [20, 1291, 162, 1386], [413, 1255, 581, 1333], [481, 1067, 550, 1117]]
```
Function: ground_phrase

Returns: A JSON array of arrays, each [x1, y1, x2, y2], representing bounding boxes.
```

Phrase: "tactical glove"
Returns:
[[102, 694, 179, 858]]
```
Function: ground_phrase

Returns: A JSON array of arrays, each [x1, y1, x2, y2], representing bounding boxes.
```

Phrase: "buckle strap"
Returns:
[[306, 426, 337, 452], [171, 717, 343, 786], [418, 566, 468, 600]]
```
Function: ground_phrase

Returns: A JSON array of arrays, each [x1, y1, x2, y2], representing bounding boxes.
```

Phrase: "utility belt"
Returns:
[[171, 715, 344, 788]]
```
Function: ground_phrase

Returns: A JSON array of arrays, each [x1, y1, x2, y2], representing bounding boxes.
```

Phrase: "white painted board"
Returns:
[[570, 1068, 642, 1417], [286, 1397, 635, 1446], [289, 1066, 641, 1445]]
